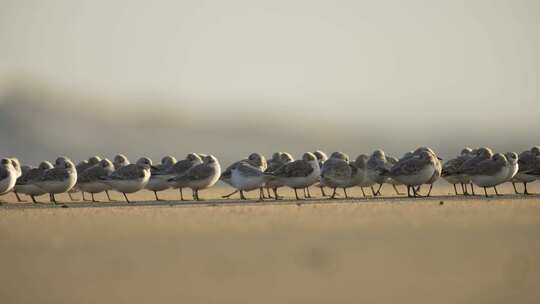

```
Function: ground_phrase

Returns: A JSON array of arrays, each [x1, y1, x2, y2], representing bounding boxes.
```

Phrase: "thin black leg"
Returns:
[[360, 187, 366, 198], [105, 190, 114, 201], [294, 188, 301, 200], [330, 188, 337, 199], [512, 182, 519, 194], [392, 185, 403, 195], [68, 192, 77, 201], [426, 184, 433, 197], [14, 191, 24, 202], [412, 186, 423, 197], [375, 183, 383, 196], [222, 190, 238, 199], [273, 188, 282, 200], [258, 188, 264, 201], [524, 183, 530, 195]]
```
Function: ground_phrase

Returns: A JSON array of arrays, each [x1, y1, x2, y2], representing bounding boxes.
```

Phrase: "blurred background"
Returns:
[[1, 0, 539, 166]]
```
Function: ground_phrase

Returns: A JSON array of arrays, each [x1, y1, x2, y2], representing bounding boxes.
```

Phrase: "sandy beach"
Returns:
[[1, 183, 540, 303]]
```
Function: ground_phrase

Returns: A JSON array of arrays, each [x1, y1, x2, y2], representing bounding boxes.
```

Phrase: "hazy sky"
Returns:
[[1, 0, 539, 150]]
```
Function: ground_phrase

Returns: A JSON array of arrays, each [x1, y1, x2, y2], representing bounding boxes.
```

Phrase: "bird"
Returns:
[[99, 157, 151, 203], [365, 150, 391, 196], [14, 161, 54, 203], [442, 148, 474, 195], [382, 151, 438, 197], [113, 154, 130, 170], [32, 156, 78, 204], [385, 156, 406, 195], [520, 149, 540, 183], [267, 152, 320, 200], [220, 153, 267, 199], [313, 150, 328, 165], [313, 150, 329, 196], [459, 147, 494, 195], [460, 153, 509, 197], [145, 155, 177, 201], [347, 154, 371, 197], [75, 156, 102, 201], [412, 147, 442, 197], [77, 159, 115, 202], [512, 146, 540, 195], [76, 156, 102, 173], [320, 152, 354, 199], [230, 162, 270, 201], [9, 158, 24, 202], [504, 152, 519, 185], [162, 153, 203, 200], [0, 158, 18, 201], [168, 155, 221, 201], [13, 164, 31, 200], [264, 152, 293, 200]]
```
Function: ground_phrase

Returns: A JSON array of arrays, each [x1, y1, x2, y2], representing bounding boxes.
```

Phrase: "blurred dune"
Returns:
[[0, 79, 538, 166]]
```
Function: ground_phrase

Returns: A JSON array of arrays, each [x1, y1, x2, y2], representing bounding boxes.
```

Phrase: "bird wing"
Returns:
[[442, 157, 465, 176], [279, 161, 313, 178], [390, 158, 429, 176], [518, 153, 540, 173], [40, 168, 69, 181], [0, 168, 10, 181], [177, 164, 215, 181], [237, 163, 263, 177], [220, 161, 243, 179], [465, 159, 503, 176], [79, 166, 110, 183], [168, 159, 199, 175], [109, 165, 144, 180], [322, 161, 351, 180], [16, 168, 43, 185]]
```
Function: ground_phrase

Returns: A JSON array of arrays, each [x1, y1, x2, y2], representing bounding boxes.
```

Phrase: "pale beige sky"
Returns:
[[1, 1, 540, 130], [0, 1, 539, 163]]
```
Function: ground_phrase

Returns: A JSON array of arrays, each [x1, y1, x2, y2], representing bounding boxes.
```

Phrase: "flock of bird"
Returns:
[[0, 145, 539, 205]]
